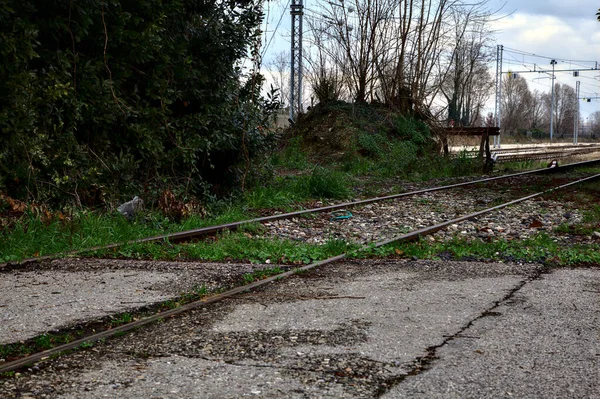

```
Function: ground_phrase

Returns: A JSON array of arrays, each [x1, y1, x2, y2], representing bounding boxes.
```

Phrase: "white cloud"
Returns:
[[492, 13, 598, 61]]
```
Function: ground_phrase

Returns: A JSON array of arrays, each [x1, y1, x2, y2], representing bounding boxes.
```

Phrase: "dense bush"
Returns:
[[0, 0, 275, 207]]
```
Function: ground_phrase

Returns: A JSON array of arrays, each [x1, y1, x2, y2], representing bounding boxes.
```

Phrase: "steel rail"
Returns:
[[1, 172, 599, 373], [451, 146, 600, 160], [497, 149, 600, 163], [2, 159, 600, 269], [463, 144, 600, 154]]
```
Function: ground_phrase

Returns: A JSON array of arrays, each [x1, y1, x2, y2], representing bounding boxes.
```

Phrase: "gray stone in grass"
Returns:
[[117, 196, 144, 220]]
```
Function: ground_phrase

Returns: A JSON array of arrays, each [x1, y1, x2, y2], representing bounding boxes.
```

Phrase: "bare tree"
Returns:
[[440, 3, 495, 126], [313, 0, 395, 103], [529, 89, 547, 131], [304, 18, 345, 105], [589, 111, 600, 137], [380, 0, 454, 114], [302, 0, 501, 120], [501, 74, 533, 134], [542, 83, 577, 137]]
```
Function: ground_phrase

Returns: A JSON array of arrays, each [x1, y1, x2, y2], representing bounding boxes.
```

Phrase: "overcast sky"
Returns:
[[487, 0, 600, 117], [261, 0, 600, 117]]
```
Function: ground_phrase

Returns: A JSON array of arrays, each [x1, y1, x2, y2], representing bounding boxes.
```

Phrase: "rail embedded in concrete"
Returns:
[[2, 158, 600, 269], [1, 172, 599, 374]]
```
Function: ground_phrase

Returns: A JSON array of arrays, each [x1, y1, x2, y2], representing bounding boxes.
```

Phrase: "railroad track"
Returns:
[[450, 144, 600, 163], [491, 144, 600, 153], [496, 147, 600, 163], [1, 160, 599, 373], [2, 158, 600, 270]]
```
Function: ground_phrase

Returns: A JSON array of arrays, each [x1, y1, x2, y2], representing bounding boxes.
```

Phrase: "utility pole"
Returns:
[[574, 80, 580, 144], [549, 59, 557, 141], [289, 0, 304, 123], [494, 45, 503, 148]]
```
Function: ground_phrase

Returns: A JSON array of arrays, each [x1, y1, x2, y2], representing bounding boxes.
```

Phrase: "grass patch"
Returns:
[[91, 232, 357, 264], [0, 205, 257, 263], [583, 204, 600, 224], [350, 233, 600, 267], [271, 136, 311, 169], [244, 184, 301, 209], [0, 331, 78, 361], [554, 204, 600, 236], [294, 167, 352, 200], [242, 267, 285, 284], [110, 313, 134, 327]]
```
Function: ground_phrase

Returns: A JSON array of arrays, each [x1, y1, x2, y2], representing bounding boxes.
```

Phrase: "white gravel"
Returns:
[[262, 189, 590, 246]]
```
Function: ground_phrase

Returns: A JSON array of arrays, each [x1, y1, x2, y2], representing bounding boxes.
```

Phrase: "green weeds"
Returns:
[[295, 167, 352, 200], [349, 233, 600, 267], [0, 206, 258, 262], [90, 232, 356, 265], [583, 204, 600, 224], [110, 313, 134, 327], [0, 332, 76, 361], [242, 267, 285, 284]]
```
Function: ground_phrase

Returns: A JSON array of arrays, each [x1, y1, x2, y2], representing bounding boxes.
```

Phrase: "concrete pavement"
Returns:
[[1, 259, 598, 398]]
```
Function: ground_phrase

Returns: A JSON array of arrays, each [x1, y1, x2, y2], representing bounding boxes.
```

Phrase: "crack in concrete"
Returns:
[[374, 267, 549, 397]]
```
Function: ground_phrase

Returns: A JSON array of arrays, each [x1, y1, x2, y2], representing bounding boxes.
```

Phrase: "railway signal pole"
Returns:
[[574, 81, 580, 144], [549, 59, 557, 141], [289, 0, 304, 122]]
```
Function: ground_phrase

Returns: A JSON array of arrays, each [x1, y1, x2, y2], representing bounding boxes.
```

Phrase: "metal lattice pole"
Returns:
[[494, 45, 503, 148], [574, 80, 580, 144], [289, 0, 304, 122]]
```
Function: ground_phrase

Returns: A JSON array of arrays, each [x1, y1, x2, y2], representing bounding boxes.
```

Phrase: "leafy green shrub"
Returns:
[[375, 141, 419, 177], [394, 115, 432, 146], [357, 131, 386, 158], [0, 0, 272, 206]]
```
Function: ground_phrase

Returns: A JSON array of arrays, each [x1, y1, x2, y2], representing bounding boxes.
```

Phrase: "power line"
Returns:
[[261, 0, 292, 60], [503, 47, 599, 65]]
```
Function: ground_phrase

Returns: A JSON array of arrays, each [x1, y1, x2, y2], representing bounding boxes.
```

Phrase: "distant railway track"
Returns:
[[2, 158, 600, 270], [492, 144, 600, 154], [495, 146, 600, 163], [2, 165, 599, 373], [451, 143, 600, 163]]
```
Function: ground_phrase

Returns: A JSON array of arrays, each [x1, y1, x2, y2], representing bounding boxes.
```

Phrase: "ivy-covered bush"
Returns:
[[0, 0, 274, 207]]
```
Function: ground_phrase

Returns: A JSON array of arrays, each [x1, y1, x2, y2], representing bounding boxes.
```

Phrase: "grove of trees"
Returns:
[[501, 74, 578, 138], [298, 0, 498, 121], [267, 0, 586, 140]]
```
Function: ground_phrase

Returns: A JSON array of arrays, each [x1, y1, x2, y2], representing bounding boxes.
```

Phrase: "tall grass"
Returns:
[[0, 212, 159, 262], [271, 136, 311, 169], [295, 167, 352, 199], [0, 207, 252, 263], [245, 166, 352, 210], [354, 233, 600, 266]]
